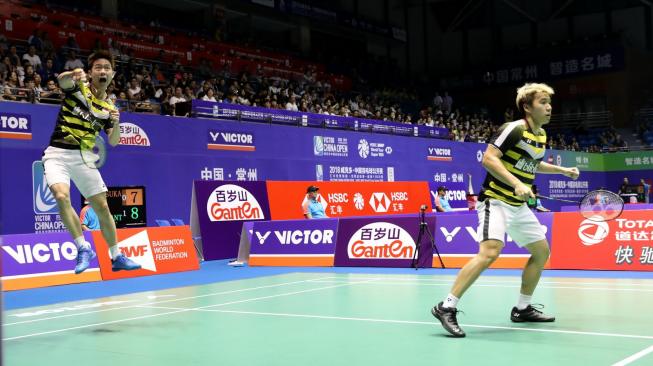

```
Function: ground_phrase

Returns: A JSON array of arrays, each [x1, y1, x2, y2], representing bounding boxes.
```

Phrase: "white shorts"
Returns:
[[476, 198, 546, 247], [42, 146, 108, 198]]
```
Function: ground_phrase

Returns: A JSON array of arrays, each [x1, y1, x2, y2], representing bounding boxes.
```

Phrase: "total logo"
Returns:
[[32, 161, 57, 214], [578, 218, 610, 246], [369, 193, 391, 213], [207, 184, 265, 222], [117, 230, 156, 271], [119, 122, 150, 146], [347, 222, 415, 259]]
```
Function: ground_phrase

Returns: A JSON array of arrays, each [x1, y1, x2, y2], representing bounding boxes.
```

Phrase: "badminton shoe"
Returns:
[[111, 254, 142, 271], [510, 304, 555, 322], [432, 302, 466, 337], [74, 247, 96, 274]]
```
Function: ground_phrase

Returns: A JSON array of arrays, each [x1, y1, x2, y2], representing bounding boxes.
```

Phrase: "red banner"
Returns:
[[266, 181, 431, 220], [93, 226, 199, 280], [550, 211, 653, 270]]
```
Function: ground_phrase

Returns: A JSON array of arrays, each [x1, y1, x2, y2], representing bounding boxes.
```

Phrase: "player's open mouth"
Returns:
[[99, 77, 107, 83]]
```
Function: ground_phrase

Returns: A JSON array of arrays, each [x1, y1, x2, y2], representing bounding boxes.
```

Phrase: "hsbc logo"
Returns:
[[369, 193, 391, 213], [578, 219, 610, 246]]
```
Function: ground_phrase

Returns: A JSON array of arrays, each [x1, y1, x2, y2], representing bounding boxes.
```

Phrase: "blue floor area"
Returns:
[[3, 260, 653, 310]]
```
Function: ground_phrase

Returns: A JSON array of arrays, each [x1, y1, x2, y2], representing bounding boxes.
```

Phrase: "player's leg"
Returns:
[[507, 206, 554, 322], [49, 182, 84, 238], [43, 149, 95, 274], [76, 168, 141, 272], [431, 199, 507, 337]]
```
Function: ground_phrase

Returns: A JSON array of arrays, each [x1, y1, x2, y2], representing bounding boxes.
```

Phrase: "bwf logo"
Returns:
[[578, 219, 609, 246], [117, 230, 156, 271]]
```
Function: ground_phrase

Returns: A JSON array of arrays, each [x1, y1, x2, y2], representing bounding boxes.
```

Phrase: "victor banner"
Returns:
[[1, 231, 101, 290], [248, 219, 339, 266]]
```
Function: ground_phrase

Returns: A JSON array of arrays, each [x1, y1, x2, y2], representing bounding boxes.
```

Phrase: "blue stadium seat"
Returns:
[[170, 218, 185, 226], [156, 219, 171, 226]]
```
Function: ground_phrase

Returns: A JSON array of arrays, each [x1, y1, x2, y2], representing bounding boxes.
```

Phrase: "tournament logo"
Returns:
[[314, 136, 325, 156], [0, 112, 32, 140], [119, 122, 150, 146], [32, 161, 58, 214], [116, 230, 156, 271], [206, 184, 265, 221], [347, 222, 416, 259], [578, 218, 609, 246], [358, 139, 370, 158]]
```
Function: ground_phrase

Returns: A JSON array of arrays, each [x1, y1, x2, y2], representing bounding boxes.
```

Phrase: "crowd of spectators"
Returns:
[[0, 31, 631, 151]]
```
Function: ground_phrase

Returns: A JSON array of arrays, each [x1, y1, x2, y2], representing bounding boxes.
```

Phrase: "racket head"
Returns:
[[579, 189, 624, 222], [80, 135, 107, 169]]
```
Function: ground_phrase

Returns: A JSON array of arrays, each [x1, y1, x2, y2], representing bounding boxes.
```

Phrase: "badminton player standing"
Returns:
[[432, 83, 580, 337], [42, 50, 141, 274]]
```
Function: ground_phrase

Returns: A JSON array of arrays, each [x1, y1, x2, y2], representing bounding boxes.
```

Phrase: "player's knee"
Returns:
[[478, 249, 501, 266], [532, 246, 550, 262], [53, 191, 70, 203]]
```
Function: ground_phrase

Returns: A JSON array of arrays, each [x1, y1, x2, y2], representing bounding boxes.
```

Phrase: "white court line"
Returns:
[[317, 276, 653, 287], [3, 274, 340, 326], [135, 306, 653, 341], [306, 279, 653, 292], [2, 278, 377, 341], [612, 344, 653, 365]]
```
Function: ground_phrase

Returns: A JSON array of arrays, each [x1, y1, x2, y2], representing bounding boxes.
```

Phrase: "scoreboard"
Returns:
[[106, 186, 147, 228]]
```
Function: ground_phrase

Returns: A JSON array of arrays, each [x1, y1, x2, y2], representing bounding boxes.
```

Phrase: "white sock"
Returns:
[[109, 246, 121, 260], [442, 293, 460, 309], [74, 236, 90, 250], [517, 293, 532, 310]]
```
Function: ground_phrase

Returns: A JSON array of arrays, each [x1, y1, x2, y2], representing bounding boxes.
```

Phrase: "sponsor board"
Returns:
[[550, 210, 653, 270], [93, 226, 199, 280], [119, 122, 151, 146], [266, 181, 431, 220], [192, 181, 271, 260], [0, 112, 32, 140], [207, 129, 255, 151], [248, 219, 339, 266], [1, 232, 101, 290], [333, 216, 433, 267], [434, 212, 552, 268]]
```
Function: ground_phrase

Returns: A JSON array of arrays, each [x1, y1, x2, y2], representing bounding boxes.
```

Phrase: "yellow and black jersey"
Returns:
[[48, 81, 116, 150], [479, 119, 546, 206]]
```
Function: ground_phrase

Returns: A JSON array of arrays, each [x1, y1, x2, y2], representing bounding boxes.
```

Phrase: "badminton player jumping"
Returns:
[[432, 83, 580, 337], [42, 50, 141, 274]]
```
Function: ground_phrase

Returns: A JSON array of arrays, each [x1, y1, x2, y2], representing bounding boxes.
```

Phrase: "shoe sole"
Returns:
[[511, 316, 555, 323], [112, 266, 142, 272], [431, 307, 466, 338]]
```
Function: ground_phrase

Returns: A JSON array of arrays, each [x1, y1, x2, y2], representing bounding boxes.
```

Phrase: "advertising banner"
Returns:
[[550, 211, 653, 271], [1, 231, 101, 290], [433, 211, 553, 268], [248, 219, 339, 266], [93, 226, 199, 280], [266, 181, 432, 220], [192, 180, 271, 260], [333, 215, 433, 267], [428, 181, 470, 210]]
